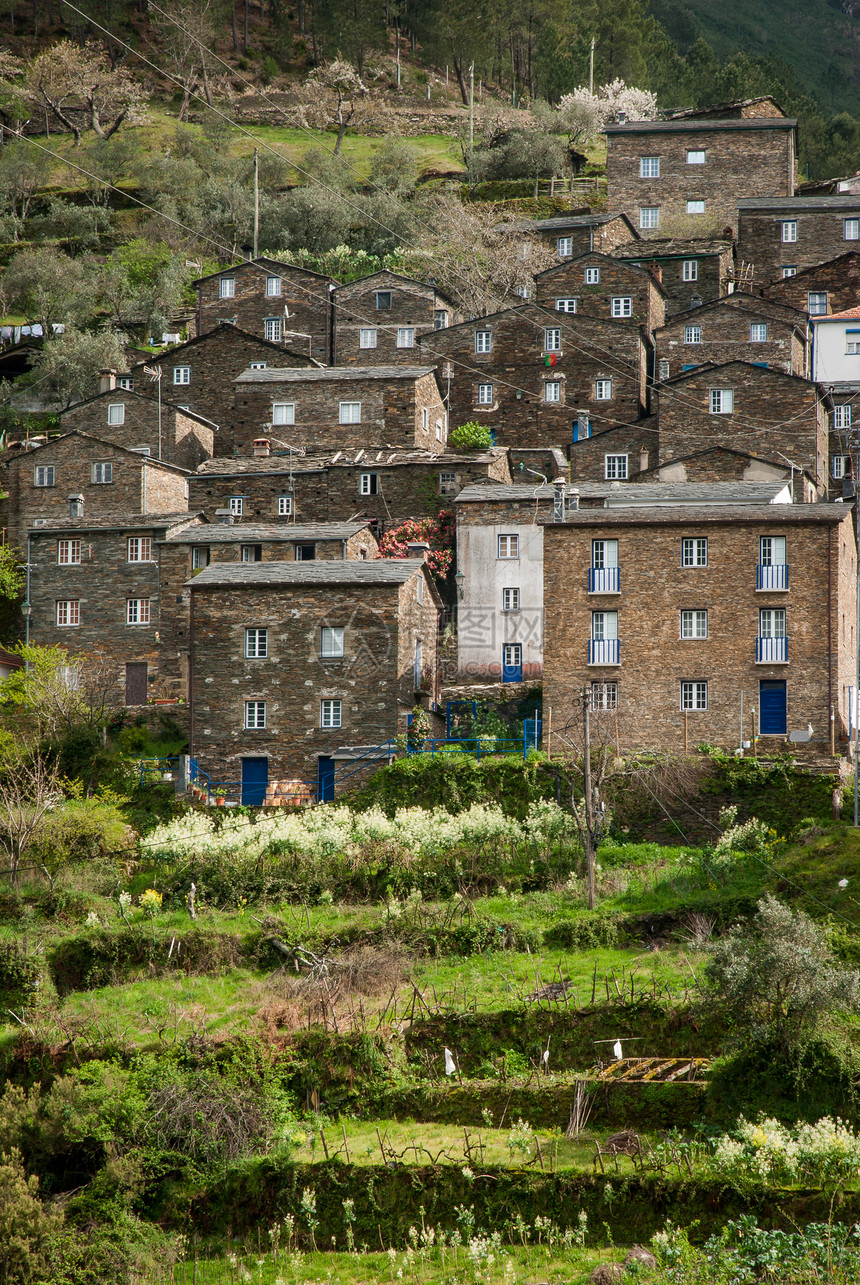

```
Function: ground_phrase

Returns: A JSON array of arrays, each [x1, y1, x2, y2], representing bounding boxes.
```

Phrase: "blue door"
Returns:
[[318, 756, 335, 802], [759, 681, 787, 735], [502, 643, 523, 683], [241, 757, 268, 806]]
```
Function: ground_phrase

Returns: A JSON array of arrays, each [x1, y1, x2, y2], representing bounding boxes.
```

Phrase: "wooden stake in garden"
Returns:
[[581, 688, 596, 911]]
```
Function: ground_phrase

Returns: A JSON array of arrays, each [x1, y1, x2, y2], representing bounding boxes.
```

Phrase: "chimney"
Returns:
[[650, 263, 662, 284], [69, 493, 83, 518], [98, 369, 116, 394], [215, 508, 234, 525], [407, 541, 430, 560], [639, 446, 650, 472], [553, 476, 567, 521], [253, 438, 271, 457], [617, 110, 627, 123]]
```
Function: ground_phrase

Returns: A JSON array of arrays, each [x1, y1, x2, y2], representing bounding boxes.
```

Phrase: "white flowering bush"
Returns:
[[554, 79, 657, 143], [710, 1116, 860, 1188]]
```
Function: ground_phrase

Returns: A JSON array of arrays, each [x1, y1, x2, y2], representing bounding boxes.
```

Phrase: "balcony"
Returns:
[[589, 638, 620, 666], [756, 636, 788, 664], [757, 563, 789, 592], [589, 566, 621, 594]]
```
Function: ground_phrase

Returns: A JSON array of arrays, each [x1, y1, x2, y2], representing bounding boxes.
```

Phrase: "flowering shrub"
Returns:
[[712, 805, 779, 860], [653, 1216, 860, 1282], [711, 1116, 860, 1189], [139, 888, 162, 916], [377, 512, 455, 580]]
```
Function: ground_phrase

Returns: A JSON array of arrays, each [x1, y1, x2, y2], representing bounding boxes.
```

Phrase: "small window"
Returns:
[[397, 327, 415, 348], [498, 534, 519, 559], [34, 465, 55, 487], [107, 403, 125, 426], [127, 536, 152, 563], [686, 150, 706, 164], [595, 379, 612, 400], [246, 628, 268, 658], [833, 405, 853, 429], [219, 277, 235, 298], [760, 535, 786, 566], [266, 276, 282, 297], [782, 266, 797, 278], [845, 218, 860, 241], [422, 408, 428, 430], [477, 383, 493, 405], [544, 328, 562, 352], [684, 325, 702, 344], [439, 470, 457, 495], [92, 462, 113, 484], [359, 328, 377, 349], [750, 323, 768, 342], [710, 388, 734, 414], [781, 221, 798, 243], [680, 609, 708, 639], [658, 359, 670, 380], [611, 297, 633, 318], [833, 455, 850, 479], [241, 544, 262, 562], [585, 267, 600, 284], [321, 698, 342, 728], [376, 291, 392, 310], [807, 293, 828, 316], [340, 401, 361, 424], [592, 610, 618, 641], [760, 607, 786, 638], [191, 546, 210, 569], [58, 539, 81, 565], [360, 473, 378, 495], [847, 333, 860, 355], [321, 626, 344, 658], [591, 681, 618, 709], [556, 297, 578, 312], [277, 494, 293, 515], [604, 454, 628, 480], [264, 318, 282, 343], [433, 309, 449, 329], [435, 419, 444, 441], [639, 207, 659, 229], [592, 539, 618, 569], [245, 700, 266, 729], [126, 598, 151, 625], [680, 680, 707, 710], [545, 380, 561, 403], [173, 366, 191, 385], [250, 362, 267, 370], [56, 599, 79, 627], [682, 260, 698, 281], [229, 496, 244, 516], [639, 156, 660, 177], [118, 376, 134, 390], [682, 537, 708, 567], [475, 330, 492, 353], [296, 543, 315, 561], [686, 200, 705, 215], [272, 402, 295, 425], [502, 587, 520, 612], [557, 236, 573, 257], [416, 575, 424, 604], [503, 642, 522, 668]]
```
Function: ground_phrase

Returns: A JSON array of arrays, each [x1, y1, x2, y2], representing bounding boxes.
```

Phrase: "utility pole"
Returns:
[[589, 37, 595, 96], [581, 688, 596, 911], [396, 22, 401, 89], [469, 64, 474, 151], [853, 425, 860, 823], [253, 147, 259, 260]]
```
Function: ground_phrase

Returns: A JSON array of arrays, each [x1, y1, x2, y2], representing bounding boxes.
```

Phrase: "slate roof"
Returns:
[[455, 481, 791, 505], [738, 197, 860, 211], [606, 119, 796, 133], [165, 522, 372, 543], [235, 366, 436, 384], [28, 512, 201, 534], [187, 559, 428, 587], [540, 503, 849, 527]]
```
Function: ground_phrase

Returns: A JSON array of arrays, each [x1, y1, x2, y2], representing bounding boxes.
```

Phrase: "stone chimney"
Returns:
[[640, 446, 650, 472], [69, 493, 84, 518], [253, 438, 271, 457], [215, 508, 234, 525], [407, 541, 430, 560], [98, 369, 117, 394]]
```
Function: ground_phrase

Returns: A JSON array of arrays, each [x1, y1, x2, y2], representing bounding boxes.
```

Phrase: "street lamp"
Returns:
[[454, 570, 465, 601]]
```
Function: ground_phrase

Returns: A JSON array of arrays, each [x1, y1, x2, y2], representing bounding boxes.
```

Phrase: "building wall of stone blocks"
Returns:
[[738, 208, 860, 286], [532, 217, 637, 260], [188, 467, 329, 526], [194, 260, 334, 363], [534, 253, 666, 332], [606, 123, 795, 235], [568, 424, 656, 483], [60, 396, 214, 471], [655, 305, 807, 379], [615, 247, 733, 318], [641, 447, 792, 486], [540, 509, 854, 754], [761, 252, 860, 315], [334, 273, 460, 365]]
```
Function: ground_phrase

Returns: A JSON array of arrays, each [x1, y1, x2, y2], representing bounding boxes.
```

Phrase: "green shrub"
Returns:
[[449, 421, 493, 450]]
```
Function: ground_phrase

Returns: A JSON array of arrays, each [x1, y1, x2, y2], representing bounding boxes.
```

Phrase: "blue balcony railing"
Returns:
[[756, 636, 788, 663], [589, 638, 620, 665], [589, 566, 621, 593], [757, 563, 789, 591]]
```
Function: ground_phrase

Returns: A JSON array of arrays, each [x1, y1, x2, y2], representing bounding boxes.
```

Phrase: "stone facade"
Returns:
[[613, 239, 734, 318], [518, 212, 639, 259], [59, 390, 215, 471], [568, 421, 658, 484], [737, 199, 860, 286], [232, 367, 447, 455], [193, 258, 335, 363], [422, 304, 649, 450], [606, 117, 797, 237], [541, 504, 856, 753], [0, 433, 190, 551], [654, 295, 808, 380], [533, 252, 666, 334], [761, 251, 860, 316], [637, 445, 795, 487], [333, 271, 461, 365], [188, 560, 441, 795]]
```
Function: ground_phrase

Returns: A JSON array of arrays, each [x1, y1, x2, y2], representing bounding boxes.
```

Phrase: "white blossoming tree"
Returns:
[[551, 79, 658, 146]]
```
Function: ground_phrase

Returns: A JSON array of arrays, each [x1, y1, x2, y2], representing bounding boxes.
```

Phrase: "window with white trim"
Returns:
[[245, 628, 268, 658], [833, 455, 850, 479], [277, 494, 293, 515], [339, 401, 361, 424], [681, 680, 707, 710], [595, 379, 612, 400], [58, 539, 81, 565], [592, 610, 618, 640], [118, 376, 134, 389], [126, 598, 151, 625], [229, 496, 244, 516], [833, 404, 853, 429], [498, 534, 519, 559], [807, 293, 828, 316], [591, 681, 618, 709], [191, 546, 210, 569], [266, 276, 282, 296], [250, 362, 267, 370], [245, 700, 266, 729], [34, 465, 55, 487], [360, 473, 378, 495], [682, 537, 708, 567], [475, 330, 492, 353], [477, 383, 493, 404], [847, 330, 860, 354], [604, 454, 628, 480], [321, 699, 341, 728], [585, 267, 600, 284], [760, 535, 786, 566], [127, 536, 152, 563], [397, 327, 415, 348], [710, 388, 734, 413], [681, 609, 708, 639], [845, 218, 860, 241], [241, 544, 262, 562], [639, 207, 659, 229], [321, 626, 344, 658], [782, 266, 797, 277], [760, 607, 786, 638], [781, 221, 797, 243], [611, 297, 633, 318], [750, 323, 768, 342], [219, 277, 235, 298], [684, 325, 702, 344], [173, 366, 191, 385], [556, 297, 578, 312], [557, 236, 572, 257], [376, 291, 392, 310], [686, 150, 706, 164], [56, 599, 79, 627], [272, 402, 295, 425], [592, 539, 618, 569], [439, 471, 457, 495], [682, 260, 698, 281], [686, 200, 705, 215], [416, 575, 423, 603], [264, 318, 282, 342], [107, 403, 125, 426], [639, 156, 660, 177], [92, 462, 113, 484], [545, 380, 561, 402], [422, 408, 428, 430], [502, 587, 520, 612], [434, 309, 449, 329], [544, 328, 562, 351], [359, 328, 377, 348]]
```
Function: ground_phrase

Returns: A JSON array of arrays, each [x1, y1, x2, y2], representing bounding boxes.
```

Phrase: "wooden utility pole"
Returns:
[[582, 688, 596, 911], [252, 148, 259, 260]]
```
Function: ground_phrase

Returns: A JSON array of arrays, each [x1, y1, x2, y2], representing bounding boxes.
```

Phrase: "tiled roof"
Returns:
[[815, 306, 860, 321], [188, 559, 426, 587], [614, 238, 732, 258]]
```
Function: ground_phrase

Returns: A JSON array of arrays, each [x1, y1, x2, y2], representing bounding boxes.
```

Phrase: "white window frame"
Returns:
[[264, 318, 282, 343], [118, 376, 134, 390], [396, 327, 415, 349], [684, 325, 702, 344], [250, 362, 267, 370], [191, 546, 210, 569], [682, 537, 708, 567], [544, 328, 562, 352], [604, 454, 628, 480], [127, 536, 152, 563], [321, 698, 342, 728], [611, 297, 633, 318], [544, 380, 561, 403], [782, 266, 797, 277], [591, 610, 618, 641], [266, 276, 282, 297], [241, 544, 261, 563], [272, 402, 295, 426], [245, 700, 267, 729], [475, 330, 492, 354], [686, 200, 705, 215], [219, 277, 235, 298], [556, 298, 578, 312], [832, 455, 849, 479], [359, 328, 377, 349], [750, 323, 768, 342], [502, 587, 520, 612], [847, 334, 860, 355], [433, 309, 449, 330], [585, 267, 600, 284], [781, 221, 798, 243], [34, 465, 55, 487], [592, 539, 619, 570], [639, 156, 660, 177], [477, 383, 493, 405], [682, 260, 698, 281], [339, 401, 361, 424], [680, 609, 708, 639], [680, 680, 707, 710], [709, 388, 734, 414], [595, 379, 612, 401], [833, 404, 853, 430], [229, 496, 244, 516], [497, 534, 519, 559], [359, 473, 378, 496], [686, 150, 706, 165], [760, 607, 787, 639], [126, 598, 151, 626], [321, 626, 344, 658], [807, 293, 828, 316], [173, 366, 191, 385], [277, 494, 293, 515], [639, 207, 660, 229], [760, 535, 786, 566], [845, 218, 860, 241], [107, 403, 125, 426], [439, 471, 457, 495], [557, 236, 572, 257], [56, 599, 79, 627], [92, 462, 113, 484], [58, 539, 81, 566], [245, 628, 268, 659], [591, 681, 618, 710]]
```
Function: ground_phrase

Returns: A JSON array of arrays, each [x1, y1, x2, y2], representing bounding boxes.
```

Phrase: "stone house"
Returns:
[[514, 212, 639, 261], [533, 252, 666, 334], [421, 304, 650, 450], [654, 294, 809, 381], [613, 238, 735, 318], [333, 271, 461, 365], [192, 257, 336, 362], [0, 432, 190, 550], [636, 446, 800, 490], [540, 501, 856, 753], [125, 324, 316, 454], [761, 251, 860, 317], [59, 384, 215, 471], [737, 198, 860, 286], [606, 110, 797, 237], [808, 306, 860, 485], [187, 558, 442, 801], [232, 366, 447, 455]]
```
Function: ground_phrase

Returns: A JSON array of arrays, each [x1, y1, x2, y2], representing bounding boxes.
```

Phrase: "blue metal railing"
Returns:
[[589, 638, 620, 665], [588, 566, 620, 594], [756, 636, 788, 663], [757, 563, 789, 591]]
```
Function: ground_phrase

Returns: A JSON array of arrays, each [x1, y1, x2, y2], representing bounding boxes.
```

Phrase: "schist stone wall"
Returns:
[[639, 446, 793, 486], [193, 258, 335, 362], [613, 240, 734, 318], [333, 272, 459, 365], [568, 423, 657, 483], [541, 505, 856, 752], [654, 298, 808, 380], [606, 119, 796, 236], [524, 213, 639, 259], [232, 368, 446, 455], [762, 251, 860, 316], [188, 561, 440, 788], [737, 200, 860, 286], [0, 434, 190, 550], [423, 305, 648, 449], [60, 393, 215, 471], [534, 252, 666, 333]]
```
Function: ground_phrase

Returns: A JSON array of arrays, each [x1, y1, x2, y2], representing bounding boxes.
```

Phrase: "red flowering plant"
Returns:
[[376, 512, 455, 582]]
